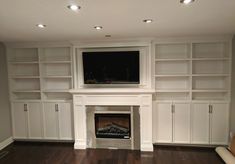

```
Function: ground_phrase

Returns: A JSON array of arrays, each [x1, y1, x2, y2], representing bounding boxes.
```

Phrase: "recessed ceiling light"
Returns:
[[37, 24, 46, 28], [94, 26, 103, 30], [180, 0, 195, 4], [67, 5, 81, 11], [143, 19, 153, 23]]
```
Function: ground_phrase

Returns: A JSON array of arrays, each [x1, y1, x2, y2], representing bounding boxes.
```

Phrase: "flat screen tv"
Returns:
[[82, 51, 140, 84]]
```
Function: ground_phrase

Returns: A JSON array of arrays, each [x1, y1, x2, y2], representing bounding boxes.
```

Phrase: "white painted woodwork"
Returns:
[[27, 103, 43, 139], [155, 103, 173, 143], [210, 103, 229, 145], [12, 103, 28, 139], [173, 103, 191, 143], [43, 102, 73, 140], [12, 102, 43, 139], [43, 103, 59, 139], [191, 103, 210, 144], [58, 102, 73, 140], [71, 91, 154, 151]]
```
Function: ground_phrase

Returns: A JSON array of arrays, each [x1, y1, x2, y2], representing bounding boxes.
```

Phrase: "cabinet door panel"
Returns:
[[173, 103, 190, 143], [191, 103, 210, 144], [12, 103, 28, 139], [155, 103, 172, 143], [28, 103, 43, 139], [58, 103, 73, 140], [43, 103, 58, 139], [211, 103, 229, 145]]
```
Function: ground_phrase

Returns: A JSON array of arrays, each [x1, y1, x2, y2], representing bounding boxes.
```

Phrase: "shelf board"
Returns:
[[12, 90, 41, 93], [9, 61, 39, 64], [155, 59, 190, 61], [155, 90, 190, 93], [192, 58, 230, 61], [40, 61, 71, 64], [155, 75, 190, 77], [192, 89, 229, 92], [192, 74, 229, 77], [42, 90, 70, 93], [10, 76, 40, 79], [42, 76, 72, 79]]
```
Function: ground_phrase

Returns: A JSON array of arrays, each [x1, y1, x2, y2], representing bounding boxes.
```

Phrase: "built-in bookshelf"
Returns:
[[154, 42, 231, 101], [8, 47, 73, 101]]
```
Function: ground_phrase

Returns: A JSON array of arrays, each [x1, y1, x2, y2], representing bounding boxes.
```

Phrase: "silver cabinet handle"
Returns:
[[209, 105, 213, 113], [171, 104, 175, 113], [55, 104, 59, 112], [24, 104, 28, 112]]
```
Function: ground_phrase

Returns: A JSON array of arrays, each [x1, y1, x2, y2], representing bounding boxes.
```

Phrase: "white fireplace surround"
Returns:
[[70, 88, 155, 151]]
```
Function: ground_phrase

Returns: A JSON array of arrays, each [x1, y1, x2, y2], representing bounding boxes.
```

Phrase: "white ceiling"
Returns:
[[0, 0, 235, 42]]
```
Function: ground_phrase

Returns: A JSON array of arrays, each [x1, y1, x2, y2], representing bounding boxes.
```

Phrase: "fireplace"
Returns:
[[95, 114, 131, 139]]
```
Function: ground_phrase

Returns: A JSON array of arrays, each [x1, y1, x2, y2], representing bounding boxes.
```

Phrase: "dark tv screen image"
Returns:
[[82, 51, 140, 84]]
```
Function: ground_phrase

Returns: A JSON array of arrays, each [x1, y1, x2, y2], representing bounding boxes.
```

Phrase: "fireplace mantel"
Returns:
[[69, 88, 155, 94], [70, 88, 154, 151]]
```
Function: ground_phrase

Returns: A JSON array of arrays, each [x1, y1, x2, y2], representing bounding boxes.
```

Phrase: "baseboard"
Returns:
[[0, 137, 13, 150]]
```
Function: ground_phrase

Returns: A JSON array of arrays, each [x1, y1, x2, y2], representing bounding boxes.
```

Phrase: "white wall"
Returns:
[[0, 42, 11, 142], [231, 36, 235, 133]]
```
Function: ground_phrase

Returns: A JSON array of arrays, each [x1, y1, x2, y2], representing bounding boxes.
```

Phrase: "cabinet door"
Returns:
[[155, 103, 173, 143], [191, 103, 210, 144], [43, 103, 59, 139], [210, 103, 229, 145], [12, 102, 28, 139], [173, 103, 191, 143], [58, 102, 73, 140], [28, 103, 43, 139]]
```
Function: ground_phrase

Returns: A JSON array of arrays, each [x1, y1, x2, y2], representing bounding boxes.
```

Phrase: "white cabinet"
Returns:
[[12, 102, 43, 139], [173, 103, 191, 143], [154, 102, 190, 144], [43, 102, 73, 140], [191, 102, 229, 145], [210, 103, 229, 145], [155, 103, 172, 143]]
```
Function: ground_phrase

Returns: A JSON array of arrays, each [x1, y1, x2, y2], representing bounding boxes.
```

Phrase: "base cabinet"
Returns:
[[154, 102, 190, 144], [43, 102, 73, 140], [191, 102, 229, 145], [154, 101, 229, 146], [12, 102, 43, 139]]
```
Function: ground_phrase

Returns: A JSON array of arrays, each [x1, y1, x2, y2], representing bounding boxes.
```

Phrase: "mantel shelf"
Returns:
[[69, 88, 155, 94]]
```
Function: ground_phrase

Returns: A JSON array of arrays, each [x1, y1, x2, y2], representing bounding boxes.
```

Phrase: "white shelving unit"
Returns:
[[154, 42, 231, 101], [7, 46, 73, 140], [153, 40, 231, 145]]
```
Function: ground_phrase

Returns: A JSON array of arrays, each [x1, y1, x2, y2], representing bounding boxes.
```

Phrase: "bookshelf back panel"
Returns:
[[156, 77, 189, 90], [155, 61, 190, 75], [40, 48, 70, 61], [155, 92, 190, 100], [192, 60, 229, 74], [10, 64, 39, 76], [192, 77, 228, 90], [155, 44, 189, 59], [8, 48, 38, 62], [192, 43, 228, 58], [192, 92, 228, 100], [11, 79, 40, 90], [43, 79, 72, 90], [43, 92, 72, 100], [12, 92, 41, 100], [41, 63, 71, 76]]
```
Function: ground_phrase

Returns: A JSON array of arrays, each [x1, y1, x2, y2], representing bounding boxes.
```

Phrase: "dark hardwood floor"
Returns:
[[0, 142, 224, 164]]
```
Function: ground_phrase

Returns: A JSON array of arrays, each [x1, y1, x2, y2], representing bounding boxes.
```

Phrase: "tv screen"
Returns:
[[82, 51, 140, 84]]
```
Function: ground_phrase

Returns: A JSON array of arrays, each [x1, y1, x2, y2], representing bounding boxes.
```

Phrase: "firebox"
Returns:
[[95, 114, 131, 139]]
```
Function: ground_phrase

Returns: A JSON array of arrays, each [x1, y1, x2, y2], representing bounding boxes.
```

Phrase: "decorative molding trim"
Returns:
[[0, 137, 13, 150]]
